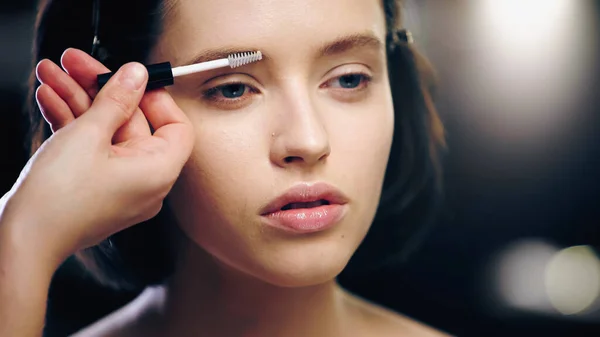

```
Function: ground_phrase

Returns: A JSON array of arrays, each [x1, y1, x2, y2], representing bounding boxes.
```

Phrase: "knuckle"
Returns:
[[141, 90, 159, 105], [62, 85, 76, 102], [51, 123, 64, 133], [137, 200, 163, 223], [78, 120, 104, 139], [104, 90, 134, 116], [149, 201, 164, 218], [149, 176, 170, 199]]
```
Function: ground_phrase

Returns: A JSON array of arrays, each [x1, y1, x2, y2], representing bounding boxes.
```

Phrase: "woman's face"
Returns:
[[151, 0, 394, 287]]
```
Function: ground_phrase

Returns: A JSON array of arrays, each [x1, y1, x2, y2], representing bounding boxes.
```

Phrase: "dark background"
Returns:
[[1, 1, 599, 336]]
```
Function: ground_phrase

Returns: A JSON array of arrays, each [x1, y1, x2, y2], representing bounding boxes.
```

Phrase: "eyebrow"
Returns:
[[173, 47, 264, 67], [317, 32, 383, 58], [174, 32, 383, 68]]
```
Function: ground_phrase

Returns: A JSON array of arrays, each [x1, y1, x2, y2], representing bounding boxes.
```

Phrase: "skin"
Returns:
[[157, 0, 394, 289], [147, 0, 398, 334], [0, 58, 194, 337], [0, 0, 450, 336]]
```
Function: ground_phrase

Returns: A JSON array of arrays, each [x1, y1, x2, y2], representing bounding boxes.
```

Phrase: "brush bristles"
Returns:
[[228, 51, 263, 68]]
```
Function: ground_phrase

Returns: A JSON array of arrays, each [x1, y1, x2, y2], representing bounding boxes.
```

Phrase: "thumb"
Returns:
[[80, 62, 148, 136]]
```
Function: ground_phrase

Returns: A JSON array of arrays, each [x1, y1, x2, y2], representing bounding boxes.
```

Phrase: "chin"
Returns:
[[254, 262, 348, 288], [175, 203, 368, 288], [241, 241, 356, 288]]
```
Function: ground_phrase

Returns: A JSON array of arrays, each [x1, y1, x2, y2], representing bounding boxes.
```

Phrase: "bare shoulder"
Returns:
[[69, 287, 164, 337], [342, 290, 452, 337]]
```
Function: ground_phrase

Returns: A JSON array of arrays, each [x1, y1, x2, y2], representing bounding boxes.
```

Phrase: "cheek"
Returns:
[[167, 118, 266, 236], [329, 89, 395, 225], [164, 94, 275, 256], [332, 90, 394, 180], [342, 108, 394, 168]]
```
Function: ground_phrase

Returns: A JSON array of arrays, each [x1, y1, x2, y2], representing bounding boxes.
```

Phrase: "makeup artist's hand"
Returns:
[[0, 48, 194, 269]]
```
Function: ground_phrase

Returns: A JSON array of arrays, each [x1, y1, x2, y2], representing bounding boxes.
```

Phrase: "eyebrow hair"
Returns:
[[173, 48, 264, 67], [317, 32, 383, 58], [174, 32, 384, 68]]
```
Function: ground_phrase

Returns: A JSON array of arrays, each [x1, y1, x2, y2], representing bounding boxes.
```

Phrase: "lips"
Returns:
[[259, 182, 349, 233], [281, 200, 330, 210], [260, 183, 348, 216]]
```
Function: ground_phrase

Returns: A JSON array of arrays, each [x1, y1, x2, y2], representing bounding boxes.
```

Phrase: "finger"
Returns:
[[61, 48, 151, 141], [35, 84, 74, 133], [111, 107, 151, 144], [139, 89, 191, 132], [138, 89, 195, 163], [36, 59, 92, 118], [81, 62, 148, 138], [60, 48, 108, 99]]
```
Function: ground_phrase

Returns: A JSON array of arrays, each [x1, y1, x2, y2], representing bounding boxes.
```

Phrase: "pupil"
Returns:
[[340, 75, 361, 88], [222, 84, 245, 98]]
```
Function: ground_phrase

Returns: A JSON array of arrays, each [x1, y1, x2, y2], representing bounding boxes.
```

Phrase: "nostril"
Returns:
[[284, 156, 302, 164]]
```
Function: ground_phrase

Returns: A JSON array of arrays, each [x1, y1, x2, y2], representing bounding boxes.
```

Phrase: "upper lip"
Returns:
[[260, 182, 349, 215]]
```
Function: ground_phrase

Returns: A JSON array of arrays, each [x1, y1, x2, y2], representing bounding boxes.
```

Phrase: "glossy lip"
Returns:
[[259, 182, 350, 216], [259, 182, 350, 234]]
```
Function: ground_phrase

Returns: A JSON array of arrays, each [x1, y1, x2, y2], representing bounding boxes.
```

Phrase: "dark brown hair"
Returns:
[[28, 0, 445, 290]]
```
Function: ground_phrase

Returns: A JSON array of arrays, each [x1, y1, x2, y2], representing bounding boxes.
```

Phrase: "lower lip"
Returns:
[[261, 204, 347, 234]]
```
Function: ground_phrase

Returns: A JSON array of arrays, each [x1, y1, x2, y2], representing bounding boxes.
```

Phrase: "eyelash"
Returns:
[[202, 82, 259, 107], [201, 72, 373, 106]]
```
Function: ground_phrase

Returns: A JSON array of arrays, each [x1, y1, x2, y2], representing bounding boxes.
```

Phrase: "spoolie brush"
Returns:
[[97, 51, 263, 91]]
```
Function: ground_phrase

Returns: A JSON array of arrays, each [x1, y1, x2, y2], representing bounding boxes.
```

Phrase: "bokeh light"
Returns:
[[464, 0, 594, 150], [479, 0, 573, 48], [545, 245, 600, 316], [493, 240, 600, 319], [495, 239, 558, 313]]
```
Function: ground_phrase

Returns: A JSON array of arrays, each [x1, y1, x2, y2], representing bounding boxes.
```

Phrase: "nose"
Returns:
[[270, 90, 331, 168]]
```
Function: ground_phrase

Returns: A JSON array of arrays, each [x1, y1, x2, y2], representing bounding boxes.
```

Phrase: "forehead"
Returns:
[[154, 0, 386, 64]]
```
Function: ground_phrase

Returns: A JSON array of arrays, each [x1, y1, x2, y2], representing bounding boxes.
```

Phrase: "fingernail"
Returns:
[[61, 48, 73, 60], [60, 48, 73, 68], [119, 63, 146, 90], [35, 59, 46, 82]]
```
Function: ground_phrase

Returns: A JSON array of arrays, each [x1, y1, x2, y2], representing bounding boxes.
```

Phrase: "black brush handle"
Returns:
[[97, 62, 174, 91]]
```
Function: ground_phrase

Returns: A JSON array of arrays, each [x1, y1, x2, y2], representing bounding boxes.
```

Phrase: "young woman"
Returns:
[[0, 0, 447, 336]]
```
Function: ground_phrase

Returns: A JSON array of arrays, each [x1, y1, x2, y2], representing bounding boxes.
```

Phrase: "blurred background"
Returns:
[[1, 1, 599, 336]]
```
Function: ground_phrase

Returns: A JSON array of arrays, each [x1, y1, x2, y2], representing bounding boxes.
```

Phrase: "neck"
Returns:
[[160, 242, 351, 337]]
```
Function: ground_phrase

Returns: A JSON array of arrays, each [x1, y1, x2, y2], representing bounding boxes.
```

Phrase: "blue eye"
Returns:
[[203, 82, 256, 105], [338, 74, 362, 89], [219, 83, 247, 98], [325, 73, 372, 91]]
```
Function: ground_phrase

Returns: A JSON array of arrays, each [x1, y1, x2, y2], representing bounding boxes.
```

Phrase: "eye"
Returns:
[[338, 74, 363, 89], [323, 73, 372, 91], [219, 83, 246, 98], [202, 81, 259, 108]]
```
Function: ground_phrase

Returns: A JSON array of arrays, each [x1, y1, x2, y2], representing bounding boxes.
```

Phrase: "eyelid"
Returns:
[[320, 64, 373, 89], [201, 72, 261, 88], [325, 63, 373, 78], [201, 80, 261, 110]]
